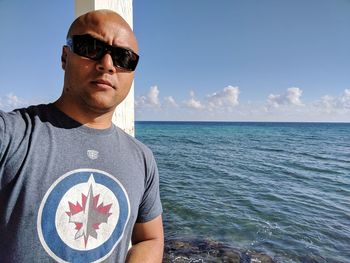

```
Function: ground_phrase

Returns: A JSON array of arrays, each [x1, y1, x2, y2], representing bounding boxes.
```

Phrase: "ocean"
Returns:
[[135, 121, 350, 263]]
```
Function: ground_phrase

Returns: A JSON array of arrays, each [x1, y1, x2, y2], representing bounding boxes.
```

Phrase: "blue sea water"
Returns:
[[135, 122, 350, 263]]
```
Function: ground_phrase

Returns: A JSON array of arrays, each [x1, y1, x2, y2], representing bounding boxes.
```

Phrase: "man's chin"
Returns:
[[83, 101, 117, 115], [84, 95, 119, 112]]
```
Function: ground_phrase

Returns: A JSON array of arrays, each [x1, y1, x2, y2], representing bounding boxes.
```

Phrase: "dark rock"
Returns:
[[163, 237, 275, 263], [248, 252, 275, 263], [220, 250, 241, 263]]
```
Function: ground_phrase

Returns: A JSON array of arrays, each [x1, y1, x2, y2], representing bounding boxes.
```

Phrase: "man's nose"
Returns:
[[96, 53, 116, 74]]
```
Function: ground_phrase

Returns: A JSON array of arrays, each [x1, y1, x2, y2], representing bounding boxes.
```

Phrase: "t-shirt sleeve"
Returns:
[[0, 110, 28, 190], [0, 111, 8, 165], [136, 151, 163, 223], [0, 111, 8, 188]]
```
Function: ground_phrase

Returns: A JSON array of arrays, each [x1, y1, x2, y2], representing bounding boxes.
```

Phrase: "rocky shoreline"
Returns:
[[163, 238, 275, 263]]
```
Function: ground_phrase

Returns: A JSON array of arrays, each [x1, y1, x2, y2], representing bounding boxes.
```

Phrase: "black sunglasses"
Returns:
[[66, 34, 139, 71]]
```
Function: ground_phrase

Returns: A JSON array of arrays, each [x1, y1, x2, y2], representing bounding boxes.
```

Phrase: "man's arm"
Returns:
[[126, 215, 164, 263]]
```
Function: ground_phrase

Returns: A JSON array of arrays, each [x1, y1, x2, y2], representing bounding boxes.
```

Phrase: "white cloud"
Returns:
[[164, 96, 178, 107], [267, 87, 303, 108], [135, 85, 161, 108], [319, 95, 335, 111], [135, 85, 350, 122], [0, 93, 29, 111], [316, 89, 350, 112], [207, 85, 240, 109], [183, 87, 240, 111], [185, 98, 204, 109], [184, 90, 204, 110], [6, 93, 24, 107], [339, 89, 350, 108], [137, 86, 240, 112], [148, 86, 160, 106]]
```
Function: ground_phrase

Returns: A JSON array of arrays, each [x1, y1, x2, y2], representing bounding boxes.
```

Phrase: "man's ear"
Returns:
[[61, 46, 68, 70]]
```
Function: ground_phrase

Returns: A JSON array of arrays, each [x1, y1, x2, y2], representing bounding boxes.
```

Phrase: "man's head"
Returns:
[[60, 10, 138, 117]]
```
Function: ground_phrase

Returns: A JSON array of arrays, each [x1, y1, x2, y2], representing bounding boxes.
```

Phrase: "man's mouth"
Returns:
[[91, 79, 115, 89]]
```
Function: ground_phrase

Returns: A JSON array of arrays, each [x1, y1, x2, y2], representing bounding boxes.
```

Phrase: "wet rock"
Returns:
[[248, 252, 275, 263], [163, 237, 275, 263], [220, 250, 241, 263]]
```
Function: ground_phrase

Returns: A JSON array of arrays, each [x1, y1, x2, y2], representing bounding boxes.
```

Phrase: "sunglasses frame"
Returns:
[[66, 34, 139, 71]]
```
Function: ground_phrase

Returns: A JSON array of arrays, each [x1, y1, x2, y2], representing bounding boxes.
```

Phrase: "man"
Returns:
[[0, 10, 163, 263]]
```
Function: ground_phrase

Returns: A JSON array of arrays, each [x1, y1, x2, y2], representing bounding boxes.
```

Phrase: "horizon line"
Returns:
[[135, 120, 350, 124]]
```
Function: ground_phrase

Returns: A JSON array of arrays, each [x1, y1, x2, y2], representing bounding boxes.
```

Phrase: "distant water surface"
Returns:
[[136, 122, 350, 263]]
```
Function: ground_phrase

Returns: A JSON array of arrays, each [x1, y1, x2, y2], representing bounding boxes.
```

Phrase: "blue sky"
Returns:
[[1, 0, 350, 121]]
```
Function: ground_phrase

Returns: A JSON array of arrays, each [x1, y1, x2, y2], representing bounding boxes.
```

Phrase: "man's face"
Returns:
[[61, 12, 138, 114]]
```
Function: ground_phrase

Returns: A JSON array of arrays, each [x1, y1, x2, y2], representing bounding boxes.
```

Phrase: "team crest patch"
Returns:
[[37, 169, 130, 263], [87, 150, 99, 160]]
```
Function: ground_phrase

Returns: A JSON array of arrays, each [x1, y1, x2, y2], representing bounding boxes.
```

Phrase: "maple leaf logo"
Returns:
[[66, 175, 112, 247]]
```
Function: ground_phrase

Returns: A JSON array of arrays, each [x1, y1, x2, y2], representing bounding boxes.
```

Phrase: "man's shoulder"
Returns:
[[0, 103, 50, 119], [114, 126, 154, 158], [0, 104, 52, 162], [0, 104, 49, 134]]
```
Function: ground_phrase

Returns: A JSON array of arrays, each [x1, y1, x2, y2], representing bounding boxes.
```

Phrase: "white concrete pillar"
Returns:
[[75, 0, 135, 136]]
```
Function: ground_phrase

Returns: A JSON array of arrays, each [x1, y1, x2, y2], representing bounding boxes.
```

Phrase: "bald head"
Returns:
[[57, 9, 138, 125], [67, 9, 138, 52]]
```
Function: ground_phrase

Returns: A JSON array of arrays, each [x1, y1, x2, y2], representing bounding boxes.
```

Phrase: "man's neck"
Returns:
[[54, 99, 114, 129]]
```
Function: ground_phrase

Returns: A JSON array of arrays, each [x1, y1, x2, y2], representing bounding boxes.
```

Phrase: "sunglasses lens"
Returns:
[[70, 34, 139, 71], [112, 48, 139, 71], [73, 35, 103, 59]]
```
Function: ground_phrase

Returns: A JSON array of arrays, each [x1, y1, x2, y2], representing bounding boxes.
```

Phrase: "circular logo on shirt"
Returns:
[[37, 169, 130, 263]]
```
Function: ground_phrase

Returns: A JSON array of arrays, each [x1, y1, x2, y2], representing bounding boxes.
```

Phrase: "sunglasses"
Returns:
[[66, 34, 139, 71]]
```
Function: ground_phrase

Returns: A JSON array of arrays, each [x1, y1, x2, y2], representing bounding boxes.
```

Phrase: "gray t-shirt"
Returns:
[[0, 104, 162, 263]]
